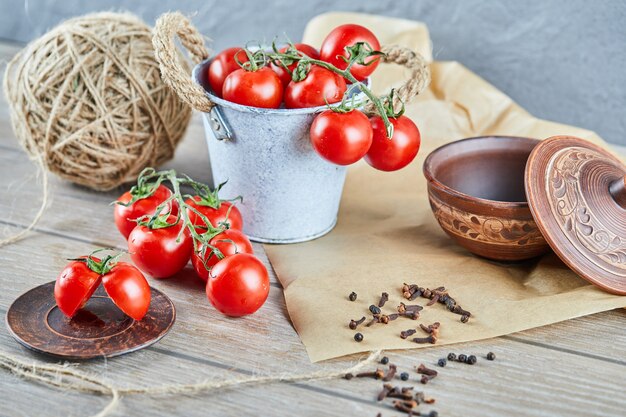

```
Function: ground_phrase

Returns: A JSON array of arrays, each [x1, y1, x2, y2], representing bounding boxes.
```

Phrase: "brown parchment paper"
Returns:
[[264, 12, 626, 362]]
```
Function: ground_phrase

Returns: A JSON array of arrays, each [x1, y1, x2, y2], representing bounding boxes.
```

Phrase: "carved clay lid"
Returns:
[[525, 136, 626, 294]]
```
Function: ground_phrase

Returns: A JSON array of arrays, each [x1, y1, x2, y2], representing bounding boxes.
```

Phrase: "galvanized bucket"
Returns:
[[152, 12, 430, 243], [192, 59, 354, 243]]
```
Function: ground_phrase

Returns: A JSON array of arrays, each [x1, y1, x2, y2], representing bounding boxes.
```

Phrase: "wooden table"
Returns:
[[1, 42, 625, 417]]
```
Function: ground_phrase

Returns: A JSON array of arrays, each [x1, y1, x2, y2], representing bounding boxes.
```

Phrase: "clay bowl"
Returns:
[[423, 136, 551, 261]]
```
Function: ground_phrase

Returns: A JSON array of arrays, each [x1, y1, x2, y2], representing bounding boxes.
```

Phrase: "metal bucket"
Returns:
[[192, 60, 359, 243]]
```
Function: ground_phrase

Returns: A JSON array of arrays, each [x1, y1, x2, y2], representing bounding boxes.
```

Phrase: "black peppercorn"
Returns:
[[369, 304, 381, 315], [466, 355, 477, 365], [354, 333, 364, 342], [447, 353, 456, 361], [349, 292, 357, 301], [437, 358, 447, 367], [458, 354, 467, 362], [380, 356, 389, 365], [400, 372, 409, 381], [427, 411, 438, 417], [487, 352, 496, 361]]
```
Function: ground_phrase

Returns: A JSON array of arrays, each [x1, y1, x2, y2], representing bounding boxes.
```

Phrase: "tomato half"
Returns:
[[320, 24, 381, 82], [222, 67, 283, 109], [128, 216, 193, 278], [365, 115, 421, 171], [185, 196, 243, 233], [270, 43, 320, 86], [101, 262, 151, 321], [192, 229, 254, 281], [54, 259, 102, 317], [310, 109, 373, 165], [208, 47, 248, 97], [284, 66, 347, 109], [206, 253, 269, 317], [114, 185, 177, 239]]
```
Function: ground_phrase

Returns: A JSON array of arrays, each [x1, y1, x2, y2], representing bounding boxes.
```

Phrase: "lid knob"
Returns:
[[609, 175, 626, 209]]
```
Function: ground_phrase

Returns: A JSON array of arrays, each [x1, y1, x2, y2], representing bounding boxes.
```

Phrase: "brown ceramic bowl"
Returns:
[[423, 136, 551, 261]]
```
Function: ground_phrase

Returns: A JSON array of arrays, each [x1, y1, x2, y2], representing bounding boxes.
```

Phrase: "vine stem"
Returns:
[[267, 51, 395, 138]]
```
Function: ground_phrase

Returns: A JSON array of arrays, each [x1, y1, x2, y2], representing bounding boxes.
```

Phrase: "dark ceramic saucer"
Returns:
[[6, 282, 175, 359]]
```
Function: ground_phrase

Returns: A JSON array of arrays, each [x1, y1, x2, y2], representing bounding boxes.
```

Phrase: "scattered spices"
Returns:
[[457, 354, 467, 363], [393, 399, 418, 413], [487, 352, 496, 361], [380, 356, 389, 365], [344, 373, 354, 380], [466, 355, 477, 365], [437, 358, 447, 367], [378, 384, 393, 401], [419, 322, 441, 338], [399, 310, 420, 320], [348, 291, 357, 301], [379, 314, 398, 324], [356, 368, 385, 379], [420, 375, 435, 384], [365, 317, 379, 327], [412, 335, 437, 344], [369, 304, 382, 315], [400, 372, 409, 381], [460, 314, 470, 323], [416, 364, 438, 377], [400, 329, 417, 339], [382, 364, 397, 381], [397, 302, 423, 314], [349, 316, 366, 330], [378, 292, 389, 307], [354, 332, 364, 342], [447, 353, 457, 361]]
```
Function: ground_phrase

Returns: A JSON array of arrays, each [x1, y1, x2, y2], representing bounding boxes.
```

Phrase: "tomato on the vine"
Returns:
[[114, 185, 177, 239], [54, 255, 150, 321], [320, 24, 381, 82], [208, 47, 248, 97], [222, 67, 283, 109], [128, 215, 193, 278], [284, 66, 347, 109], [270, 43, 320, 86], [206, 253, 269, 317], [310, 109, 373, 165], [185, 196, 243, 233], [192, 229, 254, 282], [365, 115, 421, 171]]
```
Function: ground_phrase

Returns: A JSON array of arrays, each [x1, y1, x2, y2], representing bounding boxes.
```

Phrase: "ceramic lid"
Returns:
[[525, 136, 626, 295]]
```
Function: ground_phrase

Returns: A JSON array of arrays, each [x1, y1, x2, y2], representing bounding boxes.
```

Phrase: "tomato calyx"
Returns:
[[114, 168, 170, 208], [70, 249, 124, 276], [339, 42, 384, 69], [236, 46, 269, 72]]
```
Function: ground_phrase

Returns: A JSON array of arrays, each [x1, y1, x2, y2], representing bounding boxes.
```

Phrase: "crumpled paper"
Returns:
[[264, 12, 626, 362]]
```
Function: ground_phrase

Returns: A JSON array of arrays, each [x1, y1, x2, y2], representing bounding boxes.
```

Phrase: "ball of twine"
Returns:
[[3, 12, 192, 191]]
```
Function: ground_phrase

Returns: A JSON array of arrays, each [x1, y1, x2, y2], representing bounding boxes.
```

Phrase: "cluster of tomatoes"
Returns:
[[208, 24, 421, 172], [55, 170, 269, 321]]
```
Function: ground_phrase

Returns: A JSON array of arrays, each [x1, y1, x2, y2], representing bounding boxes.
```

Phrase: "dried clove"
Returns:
[[417, 364, 438, 377], [427, 287, 447, 306], [349, 316, 366, 330], [420, 375, 435, 384], [348, 291, 357, 301], [419, 322, 441, 338], [399, 310, 420, 320], [393, 399, 418, 413], [356, 368, 385, 379], [378, 383, 393, 401], [400, 329, 417, 339], [378, 292, 389, 307], [460, 314, 470, 323], [365, 317, 379, 327], [386, 385, 414, 400], [412, 335, 437, 344], [382, 364, 397, 381], [397, 302, 423, 314]]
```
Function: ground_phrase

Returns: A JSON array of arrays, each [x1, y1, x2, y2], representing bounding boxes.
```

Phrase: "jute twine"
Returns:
[[152, 12, 431, 114], [3, 12, 192, 192], [0, 349, 382, 417]]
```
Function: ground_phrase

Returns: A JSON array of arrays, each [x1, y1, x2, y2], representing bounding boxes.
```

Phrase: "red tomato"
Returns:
[[222, 67, 283, 109], [192, 229, 254, 281], [114, 185, 177, 239], [102, 262, 151, 321], [365, 115, 421, 171], [310, 110, 373, 165], [320, 24, 381, 82], [54, 259, 102, 317], [208, 47, 248, 97], [185, 196, 243, 232], [128, 216, 193, 278], [271, 43, 320, 86], [284, 66, 347, 109], [206, 253, 269, 317]]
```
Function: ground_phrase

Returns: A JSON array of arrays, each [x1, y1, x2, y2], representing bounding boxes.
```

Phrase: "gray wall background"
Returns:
[[0, 0, 624, 145]]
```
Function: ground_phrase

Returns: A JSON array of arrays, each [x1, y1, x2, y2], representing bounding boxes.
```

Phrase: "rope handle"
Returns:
[[152, 12, 431, 114]]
